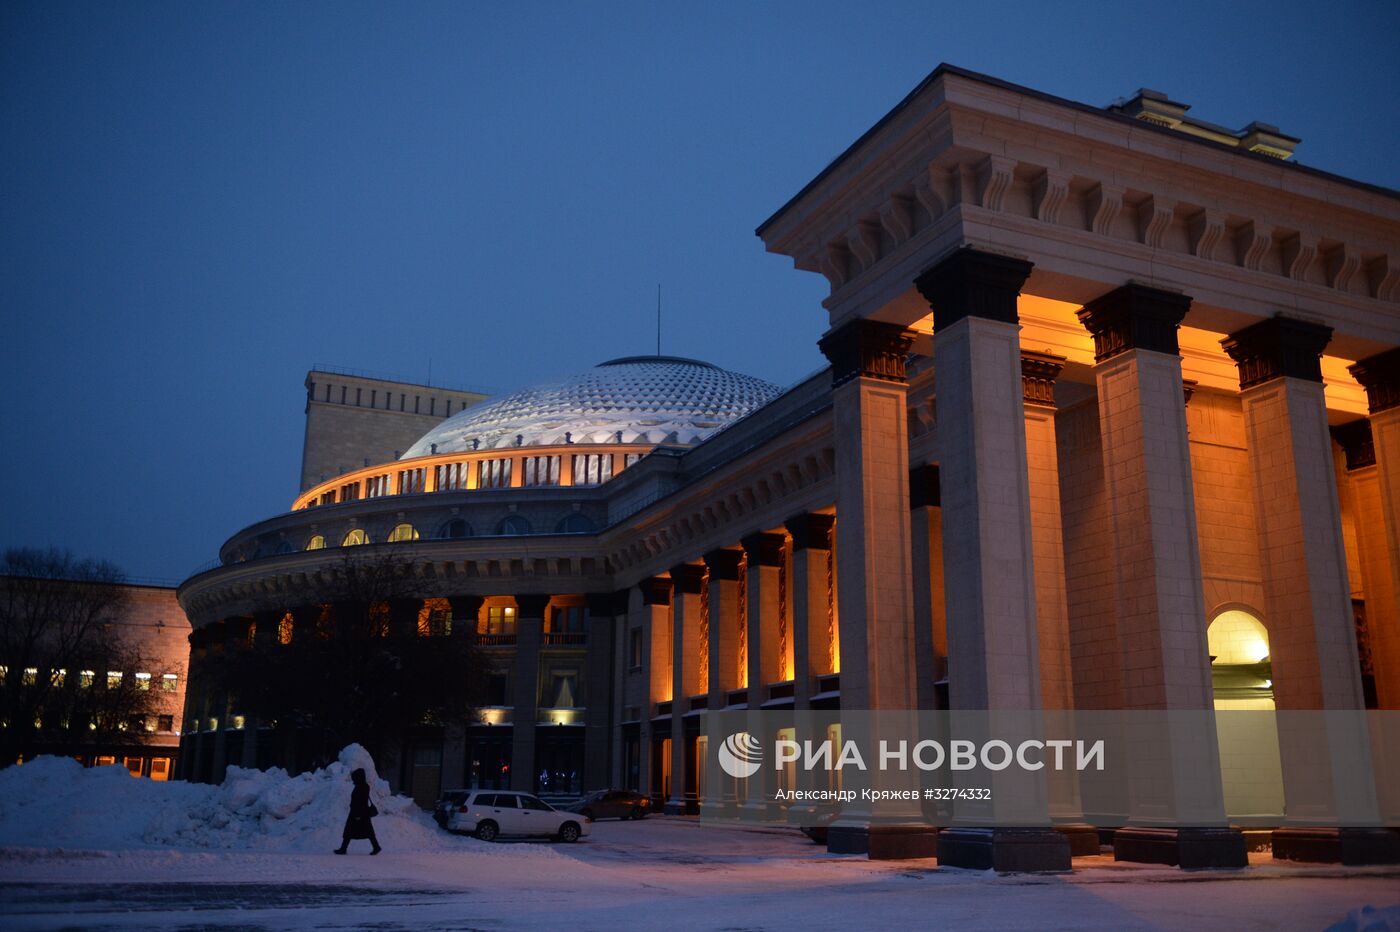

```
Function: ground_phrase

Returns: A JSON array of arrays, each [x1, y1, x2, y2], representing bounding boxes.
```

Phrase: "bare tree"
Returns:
[[0, 547, 170, 764], [214, 547, 485, 765]]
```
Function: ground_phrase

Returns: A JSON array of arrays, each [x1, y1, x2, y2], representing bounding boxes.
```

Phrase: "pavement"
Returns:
[[1, 816, 1398, 930]]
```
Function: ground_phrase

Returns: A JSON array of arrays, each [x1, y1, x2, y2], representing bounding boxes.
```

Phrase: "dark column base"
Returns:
[[827, 824, 940, 860], [663, 796, 698, 816], [936, 827, 1072, 873], [1054, 823, 1103, 856], [1113, 827, 1247, 869], [1271, 827, 1400, 865]]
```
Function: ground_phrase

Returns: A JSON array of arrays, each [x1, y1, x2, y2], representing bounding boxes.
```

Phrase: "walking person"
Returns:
[[334, 767, 382, 855]]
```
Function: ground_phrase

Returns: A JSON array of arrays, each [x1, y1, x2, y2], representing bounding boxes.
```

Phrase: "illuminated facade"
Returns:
[[179, 67, 1400, 867]]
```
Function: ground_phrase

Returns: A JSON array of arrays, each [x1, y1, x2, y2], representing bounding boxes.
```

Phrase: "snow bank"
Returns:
[[0, 744, 460, 853]]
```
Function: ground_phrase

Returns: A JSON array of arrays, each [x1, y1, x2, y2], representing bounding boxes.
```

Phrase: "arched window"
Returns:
[[387, 523, 420, 542], [496, 514, 531, 536], [341, 528, 369, 547], [306, 535, 326, 551], [437, 518, 472, 539], [277, 612, 294, 645], [275, 541, 295, 555], [555, 513, 596, 534]]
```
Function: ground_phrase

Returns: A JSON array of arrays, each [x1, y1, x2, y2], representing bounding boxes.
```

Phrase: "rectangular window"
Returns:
[[340, 385, 347, 404], [149, 757, 171, 781], [572, 453, 613, 486], [157, 714, 174, 732], [399, 393, 405, 411], [485, 673, 508, 706], [96, 755, 116, 767], [371, 389, 377, 408], [414, 395, 420, 414], [485, 606, 517, 635], [135, 672, 151, 691], [479, 458, 512, 489], [22, 667, 37, 686], [106, 671, 122, 689], [162, 673, 178, 692], [79, 670, 94, 688], [629, 628, 643, 669], [124, 757, 143, 777], [355, 387, 362, 406], [522, 456, 560, 487]]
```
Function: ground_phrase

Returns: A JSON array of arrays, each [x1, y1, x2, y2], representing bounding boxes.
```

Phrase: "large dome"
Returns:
[[402, 356, 782, 457]]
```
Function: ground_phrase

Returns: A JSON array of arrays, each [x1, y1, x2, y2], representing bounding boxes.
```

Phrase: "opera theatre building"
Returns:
[[177, 67, 1400, 870]]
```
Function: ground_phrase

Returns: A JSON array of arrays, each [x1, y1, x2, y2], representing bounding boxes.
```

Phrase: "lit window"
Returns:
[[233, 715, 246, 730], [418, 598, 453, 637], [306, 535, 326, 551], [22, 667, 38, 686], [388, 523, 419, 542], [161, 673, 179, 692], [135, 673, 151, 691], [79, 670, 94, 688], [106, 671, 123, 689], [342, 528, 369, 546], [149, 757, 171, 781], [278, 612, 293, 645], [484, 606, 517, 635], [54, 669, 66, 687]]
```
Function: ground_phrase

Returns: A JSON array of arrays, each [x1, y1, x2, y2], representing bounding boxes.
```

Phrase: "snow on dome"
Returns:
[[403, 356, 782, 456]]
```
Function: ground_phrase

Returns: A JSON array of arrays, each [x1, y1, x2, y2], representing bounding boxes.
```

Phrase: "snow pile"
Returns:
[[0, 744, 459, 853]]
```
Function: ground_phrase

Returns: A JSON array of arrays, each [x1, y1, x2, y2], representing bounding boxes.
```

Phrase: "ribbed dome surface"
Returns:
[[402, 356, 782, 457]]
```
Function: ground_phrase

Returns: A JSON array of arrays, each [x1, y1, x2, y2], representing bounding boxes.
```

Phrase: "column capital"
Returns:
[[1331, 420, 1376, 471], [740, 532, 785, 567], [447, 594, 484, 617], [515, 593, 551, 617], [784, 512, 834, 551], [702, 548, 744, 581], [669, 563, 707, 594], [636, 577, 673, 607], [909, 463, 941, 509], [1021, 351, 1066, 408], [1349, 347, 1400, 414], [914, 246, 1034, 331], [1220, 315, 1333, 389], [1077, 283, 1191, 362], [817, 318, 913, 387]]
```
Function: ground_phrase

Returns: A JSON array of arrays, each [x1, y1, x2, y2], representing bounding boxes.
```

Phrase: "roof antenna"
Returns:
[[427, 357, 433, 386], [656, 284, 661, 356]]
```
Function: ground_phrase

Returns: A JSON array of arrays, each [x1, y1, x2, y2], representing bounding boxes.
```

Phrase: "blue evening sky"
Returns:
[[3, 1, 1398, 581]]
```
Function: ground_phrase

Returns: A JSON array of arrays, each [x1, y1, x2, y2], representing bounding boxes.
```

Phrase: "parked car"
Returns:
[[432, 790, 471, 828], [568, 789, 652, 821], [444, 790, 591, 842]]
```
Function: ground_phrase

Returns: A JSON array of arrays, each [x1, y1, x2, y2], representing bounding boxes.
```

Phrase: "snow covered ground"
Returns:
[[1, 751, 1397, 930]]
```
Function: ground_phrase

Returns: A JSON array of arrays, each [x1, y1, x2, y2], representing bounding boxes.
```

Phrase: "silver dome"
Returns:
[[402, 356, 782, 457]]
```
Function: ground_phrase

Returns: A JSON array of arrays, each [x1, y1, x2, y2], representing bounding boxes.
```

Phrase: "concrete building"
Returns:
[[2, 579, 189, 779], [177, 67, 1399, 869]]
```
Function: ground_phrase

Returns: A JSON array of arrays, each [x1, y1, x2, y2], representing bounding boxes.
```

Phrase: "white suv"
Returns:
[[446, 790, 591, 843]]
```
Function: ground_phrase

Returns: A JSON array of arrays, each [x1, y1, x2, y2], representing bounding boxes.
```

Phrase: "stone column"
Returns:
[[702, 548, 742, 816], [816, 316, 936, 860], [632, 578, 671, 803], [916, 246, 1069, 872], [1021, 352, 1072, 711], [1334, 421, 1398, 715], [1350, 348, 1400, 710], [742, 532, 785, 818], [784, 513, 835, 824], [1077, 283, 1244, 868], [908, 465, 947, 711], [1223, 317, 1398, 865], [511, 594, 548, 792], [388, 598, 420, 639], [667, 564, 705, 815], [786, 513, 836, 709], [583, 591, 621, 793]]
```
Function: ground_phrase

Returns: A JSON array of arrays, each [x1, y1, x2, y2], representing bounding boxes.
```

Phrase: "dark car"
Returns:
[[432, 789, 472, 828], [569, 789, 651, 821]]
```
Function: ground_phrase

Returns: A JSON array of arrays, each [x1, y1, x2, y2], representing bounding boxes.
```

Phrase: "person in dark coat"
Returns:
[[334, 767, 382, 855]]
